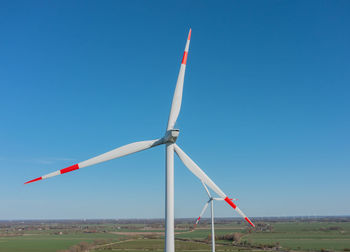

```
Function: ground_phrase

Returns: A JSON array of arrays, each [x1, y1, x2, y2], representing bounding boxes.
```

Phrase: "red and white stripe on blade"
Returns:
[[173, 144, 255, 228], [195, 201, 209, 226], [167, 28, 191, 130], [25, 139, 162, 184]]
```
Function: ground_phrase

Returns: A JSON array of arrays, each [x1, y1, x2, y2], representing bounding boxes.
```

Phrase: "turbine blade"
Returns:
[[174, 144, 226, 198], [195, 202, 209, 226], [202, 181, 211, 198], [224, 197, 255, 227], [174, 144, 255, 228], [167, 29, 191, 130], [25, 138, 164, 184]]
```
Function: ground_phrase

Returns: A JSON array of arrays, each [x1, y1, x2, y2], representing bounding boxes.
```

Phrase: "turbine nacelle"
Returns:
[[164, 129, 179, 143]]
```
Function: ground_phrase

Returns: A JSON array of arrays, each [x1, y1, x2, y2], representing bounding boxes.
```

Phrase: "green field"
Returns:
[[0, 233, 120, 252], [242, 222, 350, 251], [1, 220, 350, 252]]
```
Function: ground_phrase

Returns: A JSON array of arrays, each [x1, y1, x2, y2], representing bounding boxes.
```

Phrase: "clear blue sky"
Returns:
[[1, 1, 349, 219]]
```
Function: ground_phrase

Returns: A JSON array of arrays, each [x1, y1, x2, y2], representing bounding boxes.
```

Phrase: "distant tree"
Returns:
[[78, 242, 89, 251], [233, 233, 242, 243]]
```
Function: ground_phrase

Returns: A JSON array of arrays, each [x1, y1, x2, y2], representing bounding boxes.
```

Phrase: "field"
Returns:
[[0, 217, 349, 252]]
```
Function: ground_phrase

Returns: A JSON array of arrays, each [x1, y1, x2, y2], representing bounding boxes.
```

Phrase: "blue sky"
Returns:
[[1, 0, 349, 219]]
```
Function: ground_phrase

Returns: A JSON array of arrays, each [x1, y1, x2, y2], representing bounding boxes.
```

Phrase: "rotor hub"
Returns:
[[164, 129, 179, 143]]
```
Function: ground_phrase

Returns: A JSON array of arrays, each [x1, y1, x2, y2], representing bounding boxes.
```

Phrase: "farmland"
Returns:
[[0, 217, 349, 252]]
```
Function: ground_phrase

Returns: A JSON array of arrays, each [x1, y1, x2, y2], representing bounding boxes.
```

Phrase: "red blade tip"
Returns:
[[245, 217, 255, 228], [24, 177, 42, 184], [188, 28, 192, 41]]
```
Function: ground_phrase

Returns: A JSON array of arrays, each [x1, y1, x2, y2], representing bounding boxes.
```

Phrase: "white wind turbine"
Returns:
[[25, 29, 255, 252], [193, 182, 238, 252]]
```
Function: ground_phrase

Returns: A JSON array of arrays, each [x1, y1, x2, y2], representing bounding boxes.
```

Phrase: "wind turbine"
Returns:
[[193, 182, 238, 252], [25, 29, 255, 252]]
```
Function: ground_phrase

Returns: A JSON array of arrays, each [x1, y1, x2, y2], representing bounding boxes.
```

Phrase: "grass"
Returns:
[[92, 238, 241, 252], [0, 233, 119, 252], [241, 222, 350, 251], [176, 228, 243, 239], [1, 221, 350, 251]]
